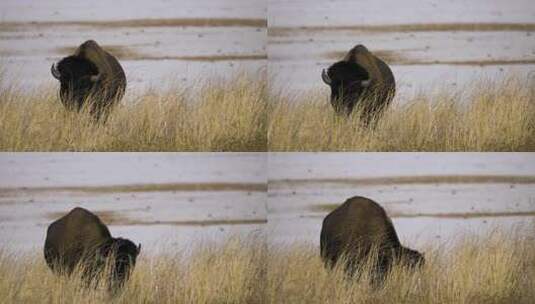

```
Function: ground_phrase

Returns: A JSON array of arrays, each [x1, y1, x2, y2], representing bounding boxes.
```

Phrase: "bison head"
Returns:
[[322, 61, 371, 116], [98, 238, 141, 286], [51, 40, 126, 121], [399, 246, 425, 269], [51, 56, 101, 111]]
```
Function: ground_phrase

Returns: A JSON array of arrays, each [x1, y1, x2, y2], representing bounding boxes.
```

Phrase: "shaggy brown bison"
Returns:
[[322, 45, 395, 124], [44, 207, 140, 288], [320, 196, 423, 284], [51, 40, 126, 120]]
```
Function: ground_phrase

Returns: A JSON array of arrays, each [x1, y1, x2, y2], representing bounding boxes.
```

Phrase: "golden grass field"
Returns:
[[1, 232, 533, 304], [268, 231, 535, 304], [0, 237, 267, 304], [1, 73, 534, 151], [0, 74, 267, 151], [268, 76, 535, 151]]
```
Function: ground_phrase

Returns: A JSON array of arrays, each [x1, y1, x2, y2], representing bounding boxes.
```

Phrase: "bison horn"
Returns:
[[321, 69, 332, 85], [51, 63, 61, 80], [90, 73, 101, 82], [361, 79, 371, 87], [137, 243, 141, 254]]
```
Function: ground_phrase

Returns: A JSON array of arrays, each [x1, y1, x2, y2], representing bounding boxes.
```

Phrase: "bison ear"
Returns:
[[321, 69, 332, 85], [361, 79, 371, 87]]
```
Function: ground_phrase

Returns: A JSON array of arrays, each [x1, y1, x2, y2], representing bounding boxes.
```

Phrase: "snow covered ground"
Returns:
[[0, 153, 266, 187], [2, 0, 533, 99], [268, 0, 535, 27], [0, 0, 266, 93], [268, 0, 535, 99], [0, 153, 267, 253], [0, 0, 266, 22], [267, 153, 535, 249], [1, 153, 534, 253]]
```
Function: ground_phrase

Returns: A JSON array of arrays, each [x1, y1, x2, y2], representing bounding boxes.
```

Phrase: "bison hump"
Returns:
[[46, 208, 112, 255], [344, 45, 368, 59], [75, 40, 123, 80], [343, 45, 392, 86], [323, 196, 401, 248]]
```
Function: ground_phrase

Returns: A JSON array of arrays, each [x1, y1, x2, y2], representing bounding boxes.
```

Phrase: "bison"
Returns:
[[50, 40, 126, 120], [322, 45, 395, 125], [320, 196, 423, 284], [44, 207, 140, 289]]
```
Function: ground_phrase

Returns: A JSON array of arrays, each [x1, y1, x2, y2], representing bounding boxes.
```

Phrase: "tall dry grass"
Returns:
[[2, 74, 533, 151], [0, 236, 266, 304], [267, 232, 535, 304], [1, 232, 533, 303], [0, 74, 267, 151], [268, 76, 535, 151]]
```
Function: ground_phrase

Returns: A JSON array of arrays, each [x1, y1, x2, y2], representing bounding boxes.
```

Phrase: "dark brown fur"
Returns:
[[51, 40, 126, 120], [320, 196, 423, 284], [323, 45, 395, 125], [44, 207, 140, 289]]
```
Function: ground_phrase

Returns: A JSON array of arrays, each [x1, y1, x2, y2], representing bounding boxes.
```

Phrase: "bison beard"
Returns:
[[51, 57, 100, 112], [322, 61, 371, 116]]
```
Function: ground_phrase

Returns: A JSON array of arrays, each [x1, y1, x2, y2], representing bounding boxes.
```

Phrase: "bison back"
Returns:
[[44, 207, 111, 273], [320, 196, 401, 265]]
